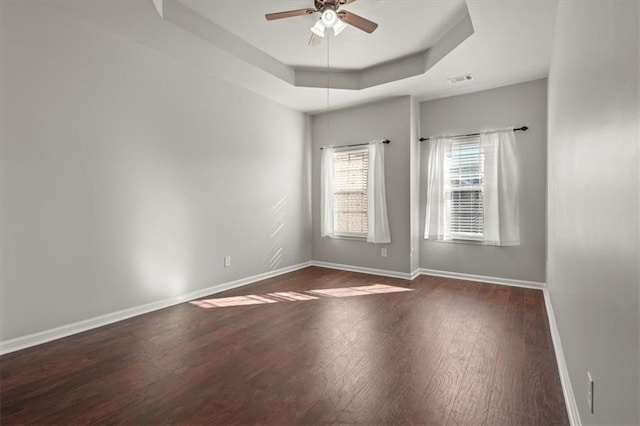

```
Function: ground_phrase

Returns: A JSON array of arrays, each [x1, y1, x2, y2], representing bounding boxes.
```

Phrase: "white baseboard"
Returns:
[[0, 258, 579, 426], [0, 261, 313, 355], [1, 259, 579, 426], [410, 268, 421, 280], [543, 289, 581, 426], [419, 268, 546, 290], [308, 263, 547, 289], [309, 261, 414, 280], [0, 252, 562, 425]]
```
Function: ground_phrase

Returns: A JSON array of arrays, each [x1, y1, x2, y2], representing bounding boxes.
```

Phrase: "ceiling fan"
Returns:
[[265, 0, 378, 45]]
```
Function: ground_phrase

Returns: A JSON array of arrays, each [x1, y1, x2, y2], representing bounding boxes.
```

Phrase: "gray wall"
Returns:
[[419, 79, 547, 283], [311, 97, 412, 274], [547, 2, 639, 425], [0, 2, 311, 341]]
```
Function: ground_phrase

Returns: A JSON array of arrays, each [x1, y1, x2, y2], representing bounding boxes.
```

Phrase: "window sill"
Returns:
[[328, 234, 367, 242], [428, 238, 485, 246], [425, 238, 519, 247]]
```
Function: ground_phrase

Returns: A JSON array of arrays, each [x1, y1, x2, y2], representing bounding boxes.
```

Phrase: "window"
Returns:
[[425, 129, 519, 246], [446, 137, 484, 241], [321, 141, 390, 243], [332, 148, 368, 237]]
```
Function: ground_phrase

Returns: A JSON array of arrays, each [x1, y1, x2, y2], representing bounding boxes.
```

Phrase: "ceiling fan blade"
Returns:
[[265, 8, 316, 21], [339, 0, 358, 5], [308, 32, 322, 46], [338, 10, 378, 33]]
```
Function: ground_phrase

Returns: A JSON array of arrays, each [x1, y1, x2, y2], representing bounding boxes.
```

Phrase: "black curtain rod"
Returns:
[[320, 140, 391, 150], [419, 126, 528, 142]]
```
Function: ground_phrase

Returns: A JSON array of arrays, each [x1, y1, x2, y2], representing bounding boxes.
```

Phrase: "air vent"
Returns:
[[447, 74, 474, 85]]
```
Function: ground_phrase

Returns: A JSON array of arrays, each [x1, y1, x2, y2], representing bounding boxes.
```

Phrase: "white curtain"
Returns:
[[481, 128, 520, 246], [320, 146, 335, 237], [367, 141, 391, 243], [424, 136, 452, 239]]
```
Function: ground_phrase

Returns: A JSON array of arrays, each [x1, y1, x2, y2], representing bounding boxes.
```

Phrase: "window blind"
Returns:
[[333, 149, 369, 235], [447, 137, 483, 240]]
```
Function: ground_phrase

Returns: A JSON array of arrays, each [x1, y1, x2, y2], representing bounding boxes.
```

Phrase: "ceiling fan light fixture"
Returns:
[[311, 20, 325, 37], [333, 19, 347, 35], [321, 9, 338, 28]]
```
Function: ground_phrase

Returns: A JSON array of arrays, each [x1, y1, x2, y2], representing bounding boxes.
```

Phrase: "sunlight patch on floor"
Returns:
[[267, 292, 318, 301], [189, 284, 413, 309], [190, 294, 278, 308], [309, 284, 413, 298]]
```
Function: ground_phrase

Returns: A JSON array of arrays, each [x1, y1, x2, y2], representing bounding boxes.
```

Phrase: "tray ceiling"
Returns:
[[57, 0, 559, 113], [178, 0, 469, 71]]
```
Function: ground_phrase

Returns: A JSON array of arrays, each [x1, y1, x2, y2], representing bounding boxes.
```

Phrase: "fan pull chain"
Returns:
[[326, 31, 330, 137]]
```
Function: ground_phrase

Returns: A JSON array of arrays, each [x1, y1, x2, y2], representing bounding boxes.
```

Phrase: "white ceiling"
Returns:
[[61, 0, 559, 114], [179, 0, 469, 70]]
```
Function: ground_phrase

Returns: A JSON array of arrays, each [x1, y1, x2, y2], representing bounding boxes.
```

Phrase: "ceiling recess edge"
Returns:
[[154, 0, 474, 91]]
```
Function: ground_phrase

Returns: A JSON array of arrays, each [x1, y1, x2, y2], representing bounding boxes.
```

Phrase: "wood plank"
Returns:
[[484, 407, 538, 426], [523, 347, 570, 424], [487, 287, 528, 417]]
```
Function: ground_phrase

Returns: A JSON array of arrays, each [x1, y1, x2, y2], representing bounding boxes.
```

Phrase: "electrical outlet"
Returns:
[[224, 256, 231, 268], [381, 248, 387, 257], [587, 371, 594, 414]]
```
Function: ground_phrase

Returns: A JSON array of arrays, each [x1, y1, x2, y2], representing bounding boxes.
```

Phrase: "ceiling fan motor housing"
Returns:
[[315, 0, 340, 13]]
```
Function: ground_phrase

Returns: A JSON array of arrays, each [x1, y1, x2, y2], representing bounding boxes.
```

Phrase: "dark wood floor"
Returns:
[[0, 266, 568, 425]]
